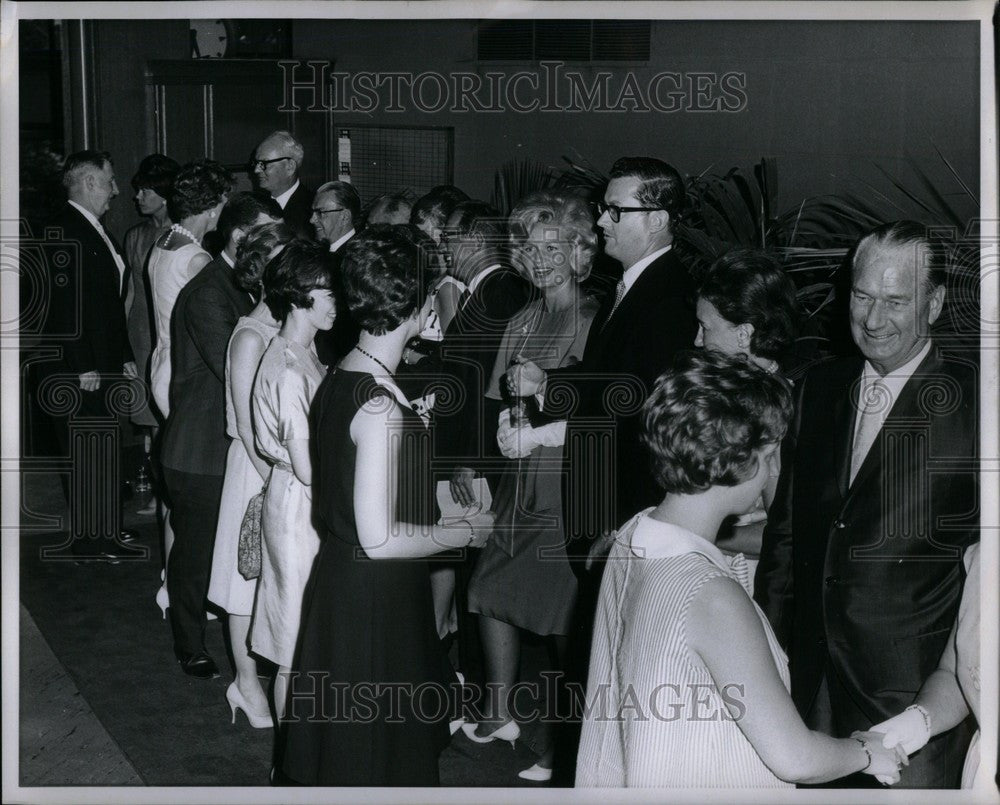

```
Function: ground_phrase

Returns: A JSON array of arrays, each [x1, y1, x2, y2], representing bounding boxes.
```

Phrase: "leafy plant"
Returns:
[[491, 158, 554, 215]]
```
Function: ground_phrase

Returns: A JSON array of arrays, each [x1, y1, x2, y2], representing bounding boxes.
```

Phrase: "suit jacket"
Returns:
[[281, 183, 315, 238], [160, 257, 253, 475], [540, 249, 697, 546], [754, 348, 978, 781], [43, 204, 133, 383], [315, 235, 359, 367], [432, 264, 534, 480]]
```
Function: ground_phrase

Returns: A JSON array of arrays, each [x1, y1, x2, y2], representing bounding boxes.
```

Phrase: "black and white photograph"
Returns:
[[2, 1, 997, 802]]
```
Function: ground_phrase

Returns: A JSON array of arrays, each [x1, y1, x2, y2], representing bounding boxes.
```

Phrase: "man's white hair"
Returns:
[[259, 130, 304, 170]]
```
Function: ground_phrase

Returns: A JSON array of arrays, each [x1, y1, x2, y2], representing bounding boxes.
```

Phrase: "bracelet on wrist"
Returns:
[[852, 736, 873, 771], [905, 704, 932, 737], [458, 519, 475, 547]]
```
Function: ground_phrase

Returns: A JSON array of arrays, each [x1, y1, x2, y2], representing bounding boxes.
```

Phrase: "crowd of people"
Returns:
[[40, 129, 980, 789]]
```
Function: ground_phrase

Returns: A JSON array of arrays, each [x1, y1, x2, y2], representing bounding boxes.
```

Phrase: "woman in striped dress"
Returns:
[[576, 351, 905, 788]]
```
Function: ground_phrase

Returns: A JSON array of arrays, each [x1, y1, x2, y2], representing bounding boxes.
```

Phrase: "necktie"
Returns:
[[602, 279, 627, 329], [849, 379, 889, 483]]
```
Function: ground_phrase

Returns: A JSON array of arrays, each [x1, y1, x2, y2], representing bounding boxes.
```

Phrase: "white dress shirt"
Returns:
[[329, 228, 355, 254], [69, 199, 126, 291], [273, 179, 300, 210]]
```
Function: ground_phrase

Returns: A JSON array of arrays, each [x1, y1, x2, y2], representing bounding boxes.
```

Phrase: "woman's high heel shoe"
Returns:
[[226, 682, 273, 729], [518, 763, 553, 782], [155, 584, 169, 620], [461, 720, 520, 748]]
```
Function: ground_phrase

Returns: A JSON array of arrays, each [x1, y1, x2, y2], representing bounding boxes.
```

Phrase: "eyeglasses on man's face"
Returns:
[[594, 201, 663, 223], [250, 156, 293, 172], [311, 206, 346, 217]]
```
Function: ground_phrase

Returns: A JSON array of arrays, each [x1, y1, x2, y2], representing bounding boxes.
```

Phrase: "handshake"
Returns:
[[856, 705, 932, 785], [496, 409, 566, 459]]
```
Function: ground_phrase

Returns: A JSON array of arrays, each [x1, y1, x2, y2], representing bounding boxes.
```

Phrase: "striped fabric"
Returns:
[[576, 512, 794, 788]]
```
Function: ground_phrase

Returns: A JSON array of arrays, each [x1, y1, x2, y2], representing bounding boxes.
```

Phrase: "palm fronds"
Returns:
[[491, 158, 554, 215]]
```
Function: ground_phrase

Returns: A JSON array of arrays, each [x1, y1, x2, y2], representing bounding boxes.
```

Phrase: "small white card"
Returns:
[[436, 478, 492, 523]]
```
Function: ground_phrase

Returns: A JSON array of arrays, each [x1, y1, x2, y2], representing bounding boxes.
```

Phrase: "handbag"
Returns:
[[238, 486, 266, 580]]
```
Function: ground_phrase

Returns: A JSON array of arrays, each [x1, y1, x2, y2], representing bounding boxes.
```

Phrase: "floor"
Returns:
[[16, 467, 568, 799]]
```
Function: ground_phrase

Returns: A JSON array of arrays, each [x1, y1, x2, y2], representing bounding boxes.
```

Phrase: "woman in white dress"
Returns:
[[576, 351, 905, 788], [146, 159, 232, 615], [250, 240, 336, 721], [207, 222, 293, 728]]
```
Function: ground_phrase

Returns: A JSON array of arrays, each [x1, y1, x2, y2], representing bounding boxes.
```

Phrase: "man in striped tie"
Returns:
[[755, 221, 978, 787]]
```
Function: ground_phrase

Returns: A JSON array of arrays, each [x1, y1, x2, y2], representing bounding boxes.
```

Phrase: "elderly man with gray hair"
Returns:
[[251, 130, 314, 235]]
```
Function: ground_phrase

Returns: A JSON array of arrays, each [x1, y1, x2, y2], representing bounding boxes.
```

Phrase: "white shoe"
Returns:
[[461, 720, 520, 748], [518, 763, 553, 782]]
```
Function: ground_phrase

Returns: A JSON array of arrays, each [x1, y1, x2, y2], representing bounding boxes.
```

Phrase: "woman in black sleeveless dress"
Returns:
[[281, 225, 494, 786]]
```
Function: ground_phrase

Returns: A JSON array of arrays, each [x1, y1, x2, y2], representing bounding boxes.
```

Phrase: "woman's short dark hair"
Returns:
[[262, 239, 335, 321], [234, 221, 295, 293], [131, 154, 180, 198], [339, 224, 430, 335], [698, 249, 800, 360], [167, 159, 234, 221], [642, 350, 793, 495]]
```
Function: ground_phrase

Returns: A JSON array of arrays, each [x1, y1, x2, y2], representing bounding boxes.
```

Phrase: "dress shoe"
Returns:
[[518, 763, 553, 782], [177, 651, 220, 679], [226, 682, 273, 728], [461, 720, 520, 748]]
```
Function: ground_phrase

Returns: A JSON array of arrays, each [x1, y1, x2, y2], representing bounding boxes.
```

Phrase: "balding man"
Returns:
[[251, 130, 314, 235], [41, 150, 139, 557], [310, 180, 359, 254], [755, 221, 978, 788], [310, 181, 361, 364]]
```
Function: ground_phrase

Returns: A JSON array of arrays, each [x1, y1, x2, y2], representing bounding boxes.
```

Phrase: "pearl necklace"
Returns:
[[168, 222, 200, 245], [353, 345, 393, 377]]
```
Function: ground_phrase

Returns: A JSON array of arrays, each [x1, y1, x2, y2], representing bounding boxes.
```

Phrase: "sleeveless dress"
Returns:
[[468, 295, 598, 635], [207, 315, 278, 615], [249, 336, 325, 667], [576, 511, 794, 788], [147, 241, 209, 418], [282, 369, 452, 786]]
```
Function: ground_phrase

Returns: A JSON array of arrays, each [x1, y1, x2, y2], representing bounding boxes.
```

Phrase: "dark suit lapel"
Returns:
[[834, 362, 864, 500]]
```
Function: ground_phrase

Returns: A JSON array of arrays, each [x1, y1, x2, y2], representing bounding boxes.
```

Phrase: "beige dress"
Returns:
[[207, 315, 278, 616], [147, 241, 209, 418], [577, 511, 793, 788], [250, 335, 325, 667]]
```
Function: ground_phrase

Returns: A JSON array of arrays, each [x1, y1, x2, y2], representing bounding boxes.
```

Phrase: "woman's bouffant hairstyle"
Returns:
[[262, 239, 335, 322], [698, 249, 800, 361], [642, 350, 793, 495], [233, 221, 295, 293], [131, 153, 180, 198], [508, 190, 598, 282], [167, 159, 234, 221], [339, 224, 430, 335]]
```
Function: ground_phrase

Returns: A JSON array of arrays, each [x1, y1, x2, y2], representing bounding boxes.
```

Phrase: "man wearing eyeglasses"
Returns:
[[505, 156, 696, 779], [311, 180, 362, 364], [251, 130, 314, 236]]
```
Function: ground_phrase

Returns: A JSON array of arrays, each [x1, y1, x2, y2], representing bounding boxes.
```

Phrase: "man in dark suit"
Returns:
[[755, 221, 978, 787], [311, 180, 361, 365], [40, 150, 139, 558], [509, 157, 697, 559], [252, 130, 313, 236], [159, 192, 281, 679], [438, 200, 534, 503]]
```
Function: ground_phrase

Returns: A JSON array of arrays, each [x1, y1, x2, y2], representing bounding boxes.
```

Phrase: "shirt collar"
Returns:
[[68, 199, 104, 232], [621, 244, 672, 295], [220, 250, 235, 268], [329, 228, 355, 253], [273, 179, 300, 210], [861, 340, 932, 394], [466, 263, 503, 296]]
